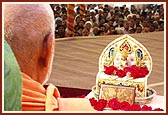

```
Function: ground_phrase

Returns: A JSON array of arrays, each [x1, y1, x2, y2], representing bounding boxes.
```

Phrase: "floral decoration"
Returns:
[[104, 65, 149, 79], [89, 97, 164, 111]]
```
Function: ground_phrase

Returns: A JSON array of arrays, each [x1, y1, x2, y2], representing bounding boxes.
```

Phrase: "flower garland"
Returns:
[[104, 65, 149, 79], [89, 97, 164, 111]]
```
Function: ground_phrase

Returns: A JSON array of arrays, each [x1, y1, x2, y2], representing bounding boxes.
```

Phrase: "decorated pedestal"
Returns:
[[94, 34, 154, 104]]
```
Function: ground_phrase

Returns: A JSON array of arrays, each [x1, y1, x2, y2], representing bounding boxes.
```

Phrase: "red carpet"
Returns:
[[44, 85, 91, 98]]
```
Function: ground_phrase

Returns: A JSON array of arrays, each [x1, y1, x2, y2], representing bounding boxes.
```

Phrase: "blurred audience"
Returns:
[[50, 4, 164, 38]]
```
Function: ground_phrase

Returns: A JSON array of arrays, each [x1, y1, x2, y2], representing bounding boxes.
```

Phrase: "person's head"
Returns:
[[85, 16, 91, 22], [92, 22, 98, 27], [129, 20, 135, 28], [109, 26, 117, 35], [75, 15, 82, 25], [149, 24, 156, 32], [124, 21, 129, 30], [78, 19, 85, 28], [99, 25, 106, 32], [118, 18, 124, 26], [82, 28, 89, 36], [116, 28, 124, 34], [73, 31, 80, 36], [4, 4, 55, 85], [57, 25, 65, 38], [57, 25, 65, 33], [92, 27, 99, 36], [97, 29, 105, 36], [99, 17, 106, 25], [103, 23, 110, 33], [103, 10, 108, 18], [159, 22, 164, 31], [129, 28, 135, 34], [55, 31, 61, 38], [136, 25, 142, 33], [144, 26, 150, 33], [107, 20, 114, 27], [55, 17, 63, 26], [84, 21, 92, 31]]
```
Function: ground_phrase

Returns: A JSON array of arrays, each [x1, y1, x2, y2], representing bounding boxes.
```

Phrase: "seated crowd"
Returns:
[[50, 4, 164, 38]]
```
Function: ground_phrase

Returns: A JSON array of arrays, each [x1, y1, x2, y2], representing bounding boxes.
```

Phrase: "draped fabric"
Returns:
[[22, 72, 95, 111], [79, 4, 85, 16], [22, 72, 60, 111], [66, 4, 75, 37]]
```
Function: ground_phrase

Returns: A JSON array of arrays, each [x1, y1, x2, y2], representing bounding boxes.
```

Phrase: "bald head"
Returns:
[[4, 4, 55, 84], [5, 4, 54, 40]]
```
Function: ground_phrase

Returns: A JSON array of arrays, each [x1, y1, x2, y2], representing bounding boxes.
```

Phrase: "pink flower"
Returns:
[[139, 67, 149, 77], [116, 69, 126, 78], [93, 99, 107, 111], [141, 105, 152, 111], [89, 98, 98, 106], [98, 99, 107, 106], [119, 101, 131, 111], [123, 67, 132, 73], [94, 102, 105, 111], [104, 66, 118, 75], [104, 65, 149, 79], [130, 103, 141, 111], [108, 98, 120, 110]]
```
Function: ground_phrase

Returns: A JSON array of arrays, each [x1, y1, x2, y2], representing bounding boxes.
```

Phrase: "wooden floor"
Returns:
[[46, 31, 165, 96]]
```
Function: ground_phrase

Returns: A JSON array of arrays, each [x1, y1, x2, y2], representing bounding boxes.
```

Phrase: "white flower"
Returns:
[[127, 53, 136, 67]]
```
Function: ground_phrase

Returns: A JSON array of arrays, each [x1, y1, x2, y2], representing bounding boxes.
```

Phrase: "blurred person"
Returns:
[[4, 4, 94, 111], [99, 25, 106, 32], [82, 28, 89, 36], [103, 23, 110, 34], [153, 21, 159, 31], [55, 32, 61, 38], [129, 19, 136, 30], [84, 21, 93, 36], [102, 10, 109, 22], [73, 31, 80, 36], [123, 21, 129, 34], [55, 17, 63, 29], [159, 22, 164, 31], [142, 26, 150, 33], [90, 14, 97, 23], [57, 25, 66, 38], [77, 28, 83, 36], [113, 15, 120, 27], [92, 22, 99, 27], [97, 29, 105, 36], [129, 28, 135, 34], [78, 19, 85, 29], [115, 17, 124, 29], [135, 25, 142, 33], [92, 27, 99, 36], [61, 13, 67, 20], [75, 14, 82, 26], [54, 11, 60, 19], [62, 20, 67, 29], [127, 14, 133, 21], [85, 16, 91, 22], [149, 24, 156, 32], [109, 26, 117, 35], [98, 16, 106, 27], [116, 28, 124, 35], [107, 19, 114, 27]]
